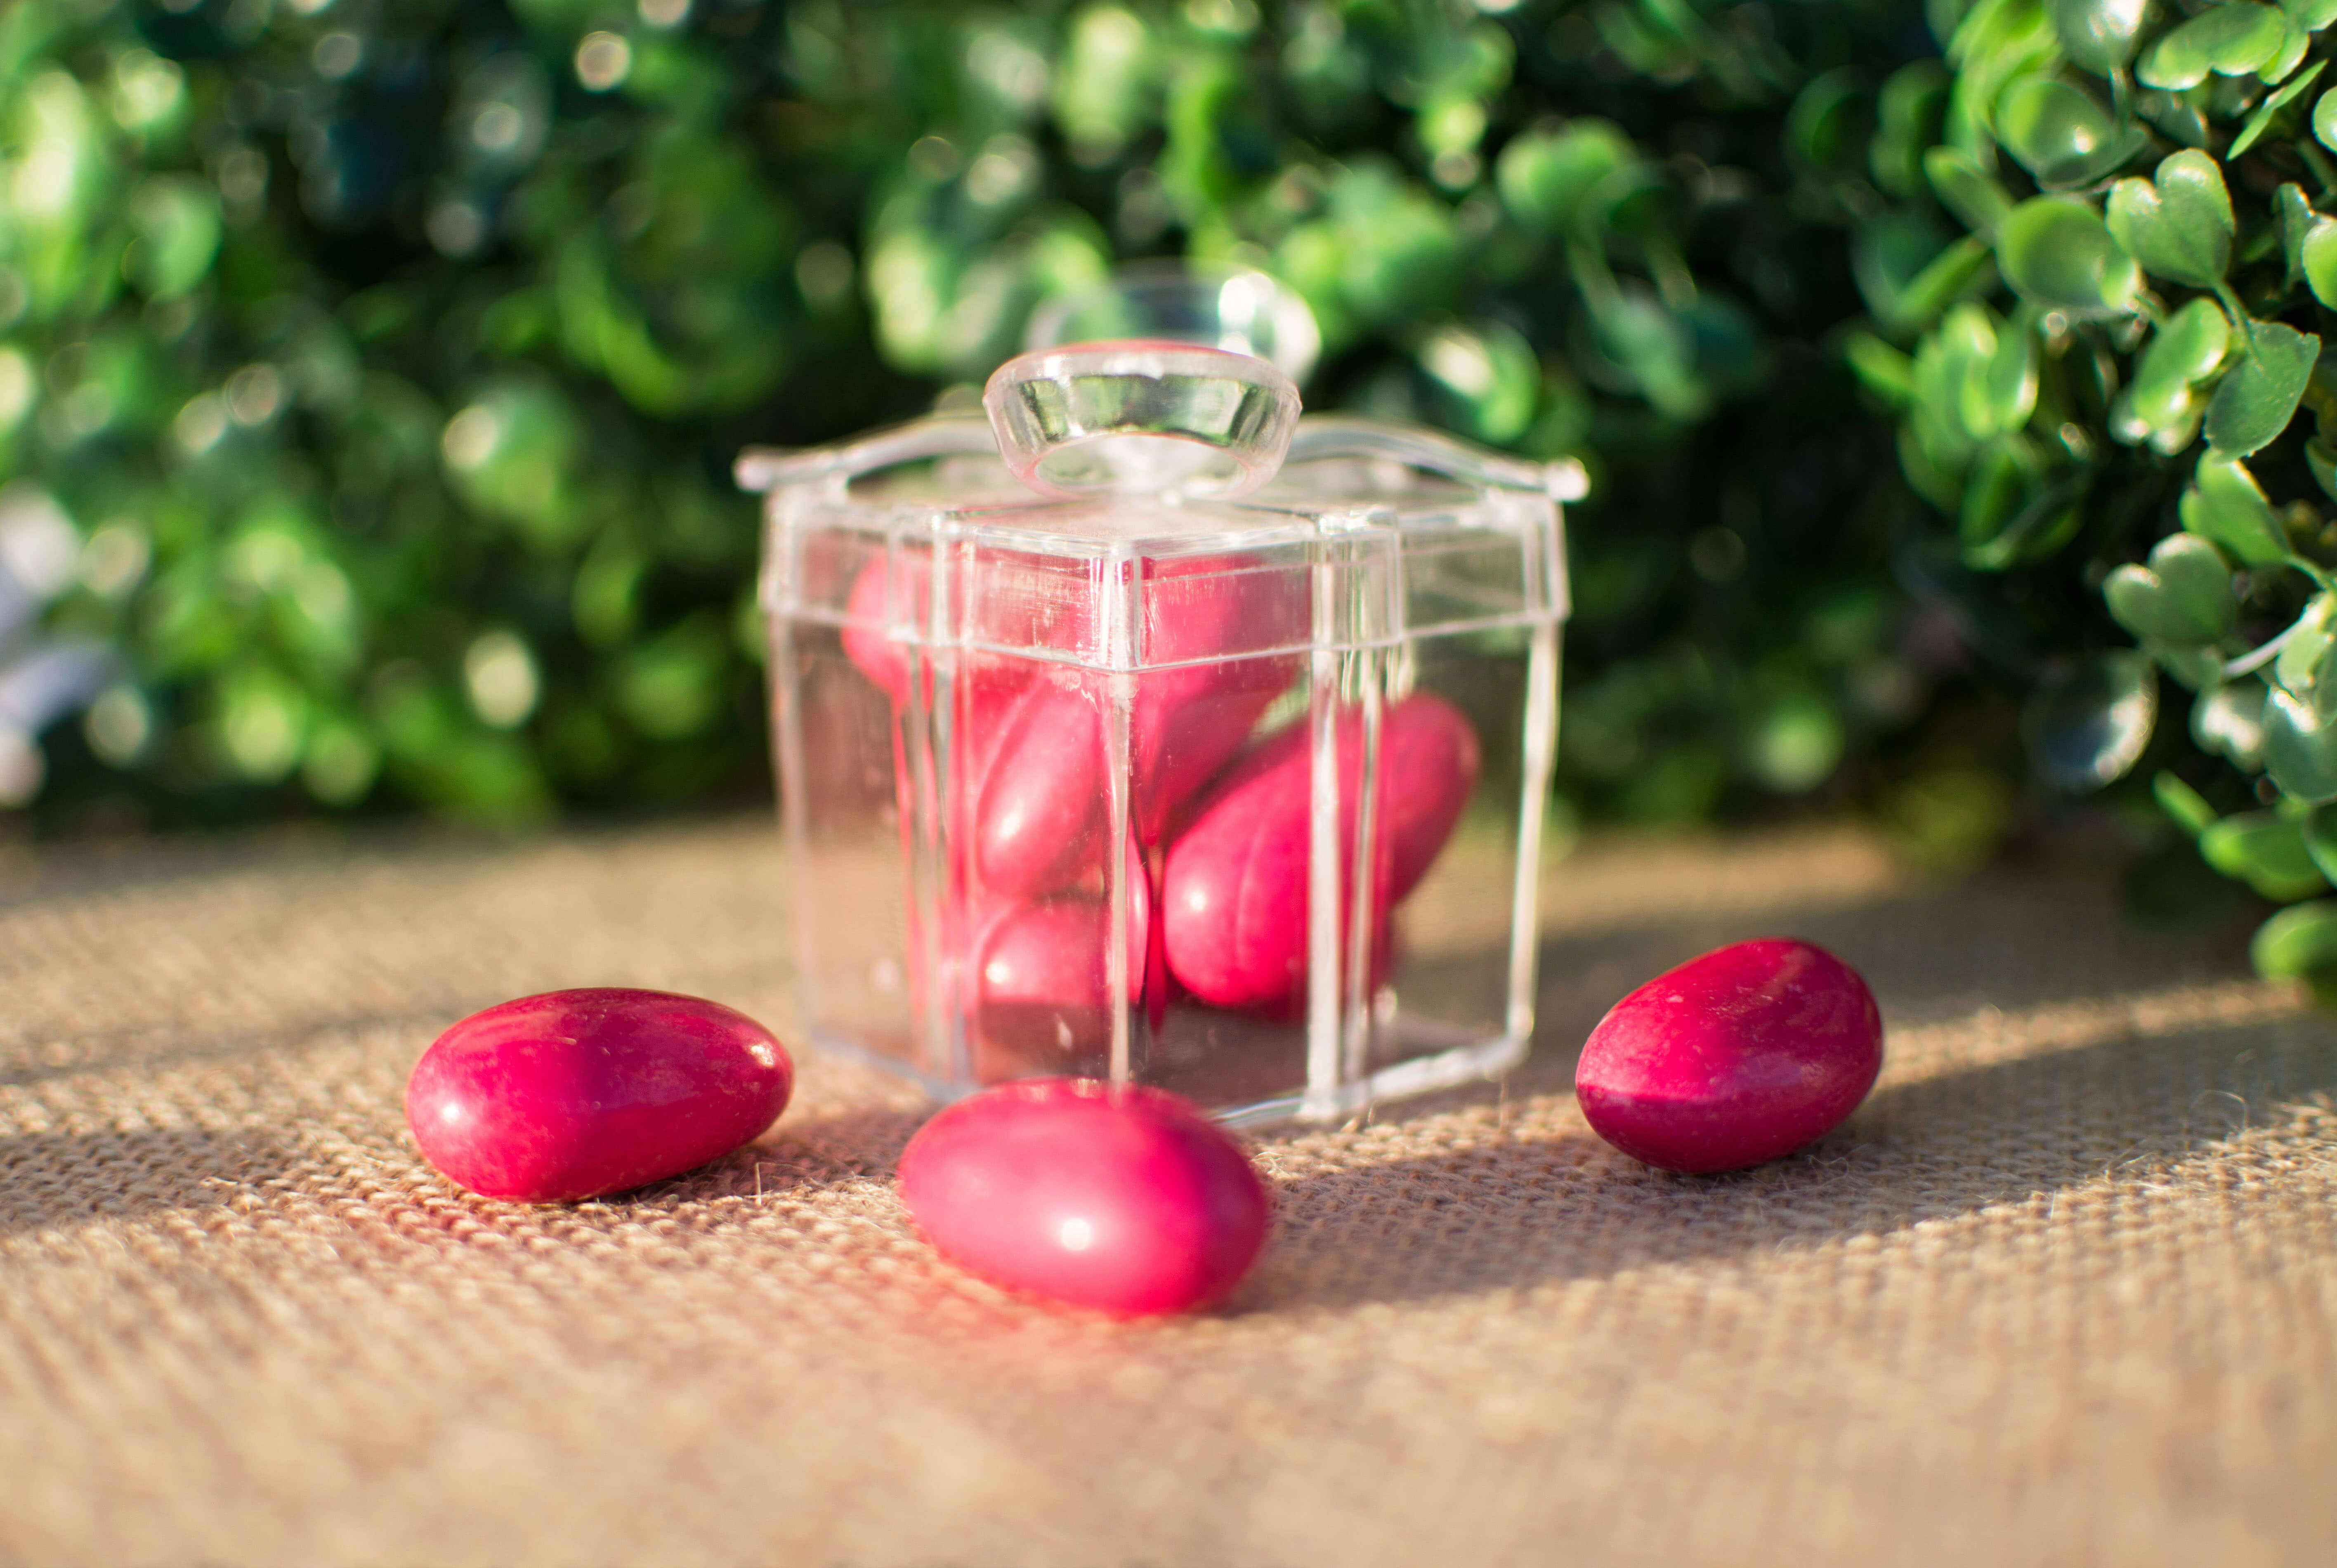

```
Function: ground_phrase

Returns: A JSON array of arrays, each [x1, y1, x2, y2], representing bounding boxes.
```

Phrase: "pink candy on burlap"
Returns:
[[406, 988, 793, 1202], [899, 1077, 1272, 1316], [1575, 938, 1882, 1175]]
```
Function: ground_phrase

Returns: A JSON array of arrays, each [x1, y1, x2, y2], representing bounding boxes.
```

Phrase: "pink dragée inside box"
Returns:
[[739, 270, 1577, 1125]]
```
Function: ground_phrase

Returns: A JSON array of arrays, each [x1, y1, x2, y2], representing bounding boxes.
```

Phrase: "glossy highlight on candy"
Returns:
[[898, 1077, 1272, 1316], [405, 987, 793, 1202], [1574, 938, 1882, 1175]]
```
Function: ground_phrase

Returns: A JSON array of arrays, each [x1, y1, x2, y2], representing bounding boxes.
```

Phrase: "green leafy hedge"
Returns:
[[1840, 0, 2337, 984], [4, 0, 1953, 843]]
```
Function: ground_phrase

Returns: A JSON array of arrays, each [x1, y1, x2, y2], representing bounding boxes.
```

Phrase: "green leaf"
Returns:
[[1496, 120, 1636, 238], [2277, 595, 2337, 716], [2155, 768, 2220, 836], [2023, 651, 2158, 790], [2310, 437, 2337, 503], [1938, 303, 2037, 438], [2287, 0, 2337, 32], [1996, 196, 2142, 317], [1995, 76, 2133, 187], [2303, 224, 2337, 309], [1946, 0, 2067, 149], [1894, 234, 1999, 327], [2279, 183, 2318, 287], [1786, 68, 1866, 182], [2181, 452, 2290, 564], [2205, 316, 2319, 457], [1416, 320, 1540, 443], [2104, 533, 2238, 645], [1898, 419, 1968, 513], [2141, 296, 2234, 385], [1981, 312, 2039, 434], [2259, 18, 2313, 83], [125, 177, 223, 300], [1955, 436, 2028, 550], [1856, 219, 1996, 333], [2318, 88, 2337, 153], [2251, 899, 2337, 978], [2271, 624, 2329, 706], [2104, 152, 2232, 289], [2137, 4, 2286, 91], [2306, 806, 2337, 883], [2230, 59, 2325, 157], [2049, 0, 2153, 74], [2115, 295, 2231, 448], [1971, 490, 2087, 568], [1924, 147, 2015, 236], [2137, 87, 2212, 148], [2193, 680, 2267, 768], [2264, 684, 2337, 801], [2110, 384, 2191, 454], [1845, 333, 1917, 404], [1912, 328, 1983, 468], [2154, 643, 2231, 688], [1873, 62, 1951, 198], [2282, 184, 2337, 308], [1582, 286, 1709, 419], [2201, 810, 2328, 898], [1961, 445, 2089, 568]]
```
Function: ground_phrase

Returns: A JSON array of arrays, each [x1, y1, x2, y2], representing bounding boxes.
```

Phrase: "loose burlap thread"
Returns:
[[0, 821, 2332, 1567]]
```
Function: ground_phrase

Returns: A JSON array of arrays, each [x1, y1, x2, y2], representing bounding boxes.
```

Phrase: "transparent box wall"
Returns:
[[745, 332, 1570, 1124]]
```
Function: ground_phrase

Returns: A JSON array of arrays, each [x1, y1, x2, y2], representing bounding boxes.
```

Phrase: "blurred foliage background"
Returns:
[[0, 0, 2018, 859]]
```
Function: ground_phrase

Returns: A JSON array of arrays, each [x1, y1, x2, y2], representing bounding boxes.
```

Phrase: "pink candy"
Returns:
[[1161, 694, 1479, 1011], [974, 679, 1111, 899], [843, 551, 1482, 1038], [841, 554, 916, 708], [972, 838, 1150, 1074], [405, 988, 793, 1202], [847, 550, 1299, 856], [1575, 939, 1882, 1174], [1122, 558, 1302, 843], [898, 1077, 1272, 1316], [964, 559, 1301, 899]]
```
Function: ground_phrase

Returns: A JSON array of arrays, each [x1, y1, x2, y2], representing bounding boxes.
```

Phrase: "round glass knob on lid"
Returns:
[[982, 267, 1314, 501]]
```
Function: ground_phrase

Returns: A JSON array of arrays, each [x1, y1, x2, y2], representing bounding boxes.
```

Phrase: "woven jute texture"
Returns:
[[2, 819, 2333, 1568]]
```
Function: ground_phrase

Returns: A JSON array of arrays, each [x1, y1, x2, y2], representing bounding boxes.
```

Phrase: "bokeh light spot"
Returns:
[[576, 33, 632, 92]]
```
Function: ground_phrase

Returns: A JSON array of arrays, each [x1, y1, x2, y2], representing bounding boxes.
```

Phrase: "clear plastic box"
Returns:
[[739, 274, 1575, 1124]]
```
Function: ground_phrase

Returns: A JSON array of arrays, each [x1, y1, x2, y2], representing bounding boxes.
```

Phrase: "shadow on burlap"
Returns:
[[0, 821, 2332, 1568]]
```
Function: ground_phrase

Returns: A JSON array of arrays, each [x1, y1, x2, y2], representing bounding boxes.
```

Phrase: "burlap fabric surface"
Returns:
[[1, 819, 2332, 1568]]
